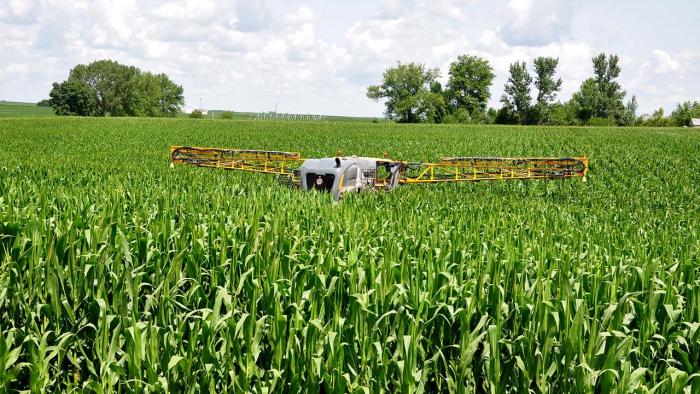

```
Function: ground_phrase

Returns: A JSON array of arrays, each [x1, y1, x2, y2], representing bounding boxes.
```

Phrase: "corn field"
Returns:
[[0, 118, 699, 393]]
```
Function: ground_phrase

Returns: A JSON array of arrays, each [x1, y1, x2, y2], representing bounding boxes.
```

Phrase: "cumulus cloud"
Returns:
[[652, 49, 681, 73], [234, 0, 271, 32], [0, 0, 40, 24], [499, 0, 580, 47], [0, 0, 697, 116]]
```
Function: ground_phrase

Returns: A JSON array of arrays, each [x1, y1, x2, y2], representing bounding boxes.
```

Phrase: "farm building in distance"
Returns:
[[691, 118, 700, 127]]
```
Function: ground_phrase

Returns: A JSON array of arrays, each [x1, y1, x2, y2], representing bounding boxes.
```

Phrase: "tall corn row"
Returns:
[[0, 118, 699, 392]]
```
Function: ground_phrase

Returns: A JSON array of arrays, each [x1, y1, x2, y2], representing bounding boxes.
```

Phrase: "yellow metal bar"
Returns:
[[400, 157, 588, 185], [170, 146, 304, 180]]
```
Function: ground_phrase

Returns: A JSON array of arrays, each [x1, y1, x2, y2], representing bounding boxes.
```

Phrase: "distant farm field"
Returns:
[[0, 101, 55, 117], [0, 117, 699, 392]]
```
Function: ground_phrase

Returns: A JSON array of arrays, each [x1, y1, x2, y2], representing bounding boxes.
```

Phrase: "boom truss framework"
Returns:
[[170, 146, 589, 188], [171, 146, 303, 178], [401, 157, 588, 184]]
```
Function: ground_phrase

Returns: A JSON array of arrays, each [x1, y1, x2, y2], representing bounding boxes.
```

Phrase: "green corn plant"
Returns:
[[0, 118, 698, 392]]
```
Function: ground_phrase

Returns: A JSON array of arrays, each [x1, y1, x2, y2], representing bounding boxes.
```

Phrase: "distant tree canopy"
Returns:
[[670, 101, 700, 126], [366, 62, 445, 123], [49, 60, 184, 117], [500, 61, 533, 125], [445, 55, 495, 119], [365, 52, 689, 127], [367, 56, 494, 124], [533, 57, 563, 124]]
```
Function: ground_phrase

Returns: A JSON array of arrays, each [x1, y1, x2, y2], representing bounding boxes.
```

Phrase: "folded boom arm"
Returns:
[[170, 146, 589, 194], [400, 157, 588, 183], [170, 146, 303, 178]]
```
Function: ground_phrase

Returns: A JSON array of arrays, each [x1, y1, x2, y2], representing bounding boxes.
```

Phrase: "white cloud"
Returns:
[[499, 0, 581, 47], [234, 0, 271, 32], [6, 62, 29, 74], [0, 0, 40, 24], [652, 49, 681, 73], [0, 0, 697, 116], [148, 0, 221, 22], [377, 0, 410, 19]]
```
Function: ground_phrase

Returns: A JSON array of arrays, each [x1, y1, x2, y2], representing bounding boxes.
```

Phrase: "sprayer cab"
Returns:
[[299, 156, 402, 200]]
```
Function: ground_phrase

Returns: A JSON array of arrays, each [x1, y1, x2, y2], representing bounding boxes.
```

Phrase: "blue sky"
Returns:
[[0, 0, 698, 116]]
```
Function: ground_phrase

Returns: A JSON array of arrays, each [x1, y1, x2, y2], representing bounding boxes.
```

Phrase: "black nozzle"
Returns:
[[335, 158, 341, 168]]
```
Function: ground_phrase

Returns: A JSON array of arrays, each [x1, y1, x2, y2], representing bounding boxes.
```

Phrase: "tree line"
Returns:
[[49, 60, 184, 117], [367, 54, 700, 126]]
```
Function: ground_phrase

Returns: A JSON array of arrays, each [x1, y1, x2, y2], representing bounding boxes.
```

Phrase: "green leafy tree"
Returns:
[[132, 72, 185, 117], [572, 53, 626, 124], [189, 109, 204, 119], [49, 60, 184, 117], [49, 79, 95, 116], [620, 95, 639, 126], [485, 108, 498, 124], [443, 108, 471, 124], [500, 61, 532, 125], [367, 62, 445, 123], [670, 101, 700, 126], [533, 57, 562, 124], [642, 107, 673, 127], [593, 53, 626, 119], [445, 55, 495, 118], [549, 101, 581, 126], [571, 78, 599, 123], [427, 81, 448, 123]]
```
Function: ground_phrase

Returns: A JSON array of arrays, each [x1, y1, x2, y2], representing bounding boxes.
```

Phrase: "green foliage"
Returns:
[[495, 106, 517, 125], [572, 53, 626, 124], [445, 55, 495, 117], [220, 111, 234, 120], [485, 108, 498, 124], [189, 109, 204, 118], [500, 61, 532, 125], [641, 108, 674, 127], [548, 101, 581, 126], [367, 62, 445, 123], [670, 101, 700, 126], [49, 79, 95, 116], [533, 57, 562, 124], [36, 99, 51, 107], [571, 78, 598, 124], [443, 107, 472, 124], [1, 118, 699, 392], [620, 95, 639, 126], [586, 116, 617, 126], [1, 118, 700, 392], [132, 72, 184, 117], [49, 59, 184, 117]]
